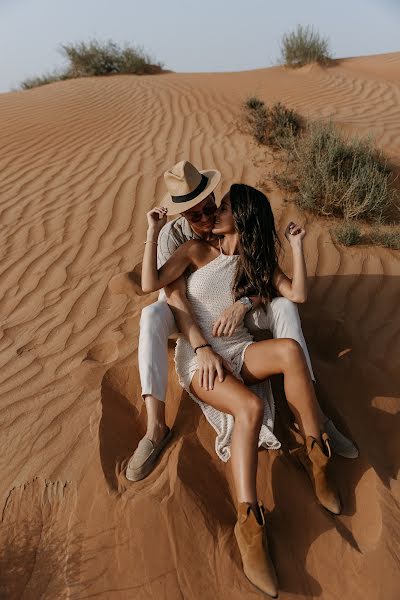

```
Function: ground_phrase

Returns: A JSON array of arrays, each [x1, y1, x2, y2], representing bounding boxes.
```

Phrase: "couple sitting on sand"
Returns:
[[126, 160, 358, 597]]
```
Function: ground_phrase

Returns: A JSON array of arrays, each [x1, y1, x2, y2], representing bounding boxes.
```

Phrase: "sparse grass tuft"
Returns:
[[20, 71, 70, 90], [243, 97, 302, 149], [281, 25, 332, 68], [245, 96, 265, 111], [271, 172, 297, 191], [267, 102, 302, 149], [369, 227, 400, 249], [330, 221, 362, 246]]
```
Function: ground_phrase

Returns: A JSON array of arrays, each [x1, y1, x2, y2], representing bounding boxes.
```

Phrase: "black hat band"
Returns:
[[171, 174, 208, 203]]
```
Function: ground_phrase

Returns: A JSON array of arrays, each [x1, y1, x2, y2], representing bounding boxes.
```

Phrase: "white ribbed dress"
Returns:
[[174, 240, 281, 462]]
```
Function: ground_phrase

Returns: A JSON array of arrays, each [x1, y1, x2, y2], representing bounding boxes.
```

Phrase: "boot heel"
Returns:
[[295, 435, 342, 515], [234, 501, 279, 598]]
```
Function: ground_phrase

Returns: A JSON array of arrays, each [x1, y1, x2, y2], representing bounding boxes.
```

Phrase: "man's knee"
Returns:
[[140, 302, 174, 334], [271, 296, 300, 321]]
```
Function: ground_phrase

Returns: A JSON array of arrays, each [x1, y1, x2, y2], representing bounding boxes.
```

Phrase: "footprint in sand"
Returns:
[[108, 262, 145, 297], [84, 340, 119, 364]]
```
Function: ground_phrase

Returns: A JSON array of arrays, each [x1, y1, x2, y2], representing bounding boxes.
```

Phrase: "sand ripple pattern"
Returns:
[[0, 54, 399, 598]]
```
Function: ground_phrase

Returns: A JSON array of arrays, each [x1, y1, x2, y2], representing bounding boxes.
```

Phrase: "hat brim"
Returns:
[[161, 169, 221, 216]]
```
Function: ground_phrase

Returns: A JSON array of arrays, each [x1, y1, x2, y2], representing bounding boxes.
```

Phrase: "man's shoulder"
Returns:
[[159, 216, 195, 244]]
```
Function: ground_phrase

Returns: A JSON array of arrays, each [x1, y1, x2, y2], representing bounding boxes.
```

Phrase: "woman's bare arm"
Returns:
[[272, 222, 308, 302], [165, 277, 226, 388], [142, 207, 200, 292]]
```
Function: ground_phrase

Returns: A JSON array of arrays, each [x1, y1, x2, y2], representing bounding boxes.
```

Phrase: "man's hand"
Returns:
[[196, 346, 231, 391], [212, 301, 248, 338]]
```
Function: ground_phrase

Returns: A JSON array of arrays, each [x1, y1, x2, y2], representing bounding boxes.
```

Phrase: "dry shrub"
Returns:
[[281, 25, 332, 68], [243, 97, 302, 149], [330, 221, 362, 246], [293, 121, 399, 222], [20, 38, 163, 89]]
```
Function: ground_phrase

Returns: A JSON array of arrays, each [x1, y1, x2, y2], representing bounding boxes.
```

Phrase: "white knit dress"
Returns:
[[174, 240, 281, 462]]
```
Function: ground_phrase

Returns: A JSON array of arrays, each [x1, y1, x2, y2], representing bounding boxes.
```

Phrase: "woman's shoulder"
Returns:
[[182, 237, 220, 269], [184, 237, 219, 255]]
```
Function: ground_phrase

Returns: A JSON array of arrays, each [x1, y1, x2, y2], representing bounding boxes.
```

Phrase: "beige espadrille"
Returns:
[[125, 427, 173, 482]]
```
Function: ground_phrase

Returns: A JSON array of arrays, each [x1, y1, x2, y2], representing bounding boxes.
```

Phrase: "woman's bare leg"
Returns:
[[190, 338, 317, 507], [241, 338, 323, 439], [190, 373, 264, 510]]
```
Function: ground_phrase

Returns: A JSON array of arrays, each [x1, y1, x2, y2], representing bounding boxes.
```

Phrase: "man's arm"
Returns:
[[212, 294, 265, 337]]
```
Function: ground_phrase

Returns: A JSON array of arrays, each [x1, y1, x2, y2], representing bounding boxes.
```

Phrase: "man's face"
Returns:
[[181, 193, 217, 236]]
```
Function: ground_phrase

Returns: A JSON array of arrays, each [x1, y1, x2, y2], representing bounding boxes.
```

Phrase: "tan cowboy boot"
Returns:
[[234, 501, 279, 598], [295, 433, 341, 515]]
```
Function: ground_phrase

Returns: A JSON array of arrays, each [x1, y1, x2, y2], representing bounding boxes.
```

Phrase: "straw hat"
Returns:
[[161, 160, 221, 216]]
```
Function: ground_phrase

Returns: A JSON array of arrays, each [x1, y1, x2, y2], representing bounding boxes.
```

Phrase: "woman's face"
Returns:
[[212, 192, 236, 235]]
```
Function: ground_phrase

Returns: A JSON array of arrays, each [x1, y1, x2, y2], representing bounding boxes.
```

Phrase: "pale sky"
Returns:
[[0, 0, 399, 93]]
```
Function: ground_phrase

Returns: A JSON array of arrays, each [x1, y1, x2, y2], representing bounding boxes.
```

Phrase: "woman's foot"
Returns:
[[295, 433, 342, 515], [234, 501, 279, 598]]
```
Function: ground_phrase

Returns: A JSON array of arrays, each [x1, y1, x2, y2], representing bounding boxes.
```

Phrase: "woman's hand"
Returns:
[[284, 221, 306, 248], [196, 346, 231, 391], [146, 206, 168, 234]]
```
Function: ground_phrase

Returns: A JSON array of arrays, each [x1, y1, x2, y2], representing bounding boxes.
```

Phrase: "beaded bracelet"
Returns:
[[144, 240, 158, 245], [194, 343, 212, 354]]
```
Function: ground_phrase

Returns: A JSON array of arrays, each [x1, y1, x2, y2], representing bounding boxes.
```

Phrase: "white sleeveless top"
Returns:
[[174, 239, 281, 462]]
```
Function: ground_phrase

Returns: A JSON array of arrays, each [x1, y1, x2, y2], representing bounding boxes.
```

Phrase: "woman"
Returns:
[[142, 183, 341, 598]]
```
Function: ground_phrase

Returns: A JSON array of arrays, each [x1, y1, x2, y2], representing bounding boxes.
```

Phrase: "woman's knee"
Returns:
[[235, 392, 264, 427], [280, 338, 306, 368]]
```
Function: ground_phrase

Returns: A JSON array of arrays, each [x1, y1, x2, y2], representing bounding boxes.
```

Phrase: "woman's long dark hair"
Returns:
[[230, 184, 282, 306]]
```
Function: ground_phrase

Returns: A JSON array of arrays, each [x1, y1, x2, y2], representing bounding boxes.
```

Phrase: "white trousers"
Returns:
[[138, 296, 316, 403]]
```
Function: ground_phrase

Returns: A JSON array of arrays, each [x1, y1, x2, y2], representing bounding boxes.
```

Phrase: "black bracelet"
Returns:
[[194, 343, 211, 354]]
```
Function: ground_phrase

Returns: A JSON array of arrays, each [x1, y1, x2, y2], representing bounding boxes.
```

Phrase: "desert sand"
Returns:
[[0, 52, 399, 599]]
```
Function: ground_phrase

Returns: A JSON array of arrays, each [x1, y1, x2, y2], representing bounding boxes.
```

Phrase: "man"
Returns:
[[124, 160, 358, 481]]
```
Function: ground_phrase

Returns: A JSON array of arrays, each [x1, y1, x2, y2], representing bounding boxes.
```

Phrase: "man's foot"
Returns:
[[293, 419, 359, 459], [145, 422, 169, 444], [324, 419, 359, 459], [125, 426, 173, 482], [294, 433, 342, 515]]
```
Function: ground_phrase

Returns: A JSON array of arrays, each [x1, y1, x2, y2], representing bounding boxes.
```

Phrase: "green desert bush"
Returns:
[[293, 121, 399, 222], [280, 25, 332, 68], [243, 97, 302, 149], [19, 38, 163, 89], [330, 221, 362, 246]]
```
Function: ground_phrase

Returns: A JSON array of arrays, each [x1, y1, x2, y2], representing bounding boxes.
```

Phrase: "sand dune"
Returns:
[[0, 53, 399, 599]]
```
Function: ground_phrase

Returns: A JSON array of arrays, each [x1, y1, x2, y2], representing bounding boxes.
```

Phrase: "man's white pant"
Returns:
[[138, 296, 316, 403]]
